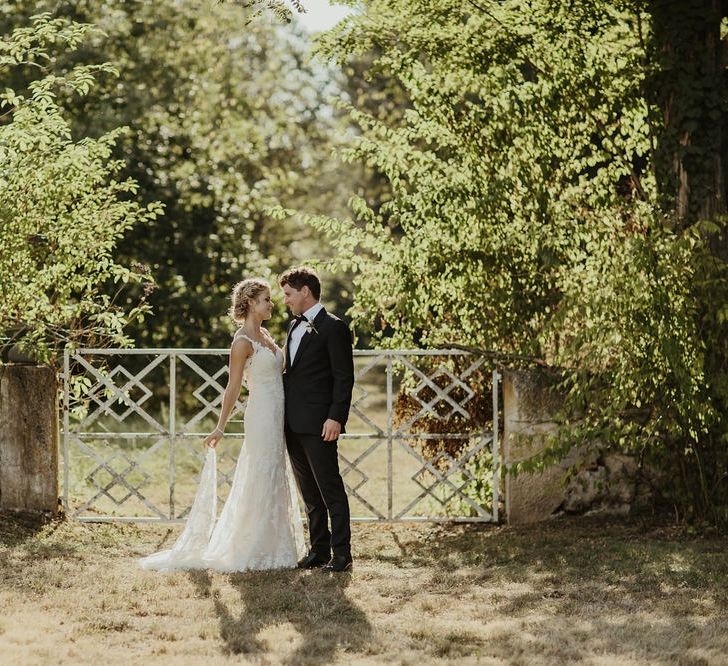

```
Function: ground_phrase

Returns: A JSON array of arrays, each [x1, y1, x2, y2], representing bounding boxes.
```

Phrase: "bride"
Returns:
[[138, 278, 306, 572]]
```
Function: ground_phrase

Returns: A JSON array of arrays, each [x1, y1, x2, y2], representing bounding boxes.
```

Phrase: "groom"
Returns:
[[279, 266, 354, 573]]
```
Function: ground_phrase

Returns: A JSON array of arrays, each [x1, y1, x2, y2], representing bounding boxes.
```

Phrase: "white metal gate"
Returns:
[[61, 348, 500, 523]]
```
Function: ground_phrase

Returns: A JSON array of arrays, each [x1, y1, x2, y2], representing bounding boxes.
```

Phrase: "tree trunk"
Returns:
[[0, 365, 60, 515], [650, 0, 728, 242]]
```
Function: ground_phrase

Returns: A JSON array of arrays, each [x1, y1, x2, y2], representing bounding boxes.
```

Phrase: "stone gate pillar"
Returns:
[[502, 369, 643, 523], [501, 368, 577, 524], [0, 365, 60, 515]]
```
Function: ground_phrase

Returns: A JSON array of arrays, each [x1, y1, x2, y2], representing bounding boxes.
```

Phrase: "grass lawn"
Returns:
[[1, 513, 727, 665]]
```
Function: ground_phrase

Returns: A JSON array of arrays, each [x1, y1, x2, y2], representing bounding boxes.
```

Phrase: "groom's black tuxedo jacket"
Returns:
[[283, 307, 354, 435]]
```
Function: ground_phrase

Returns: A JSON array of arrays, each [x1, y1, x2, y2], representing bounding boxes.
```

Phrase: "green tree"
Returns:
[[3, 0, 354, 348], [278, 0, 728, 527], [219, 0, 306, 24], [0, 14, 161, 364]]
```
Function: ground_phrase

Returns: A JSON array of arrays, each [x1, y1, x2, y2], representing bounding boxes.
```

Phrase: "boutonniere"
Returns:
[[304, 319, 318, 335]]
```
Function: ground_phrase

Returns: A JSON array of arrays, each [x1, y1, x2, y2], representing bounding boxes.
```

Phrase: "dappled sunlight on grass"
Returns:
[[1, 513, 727, 664]]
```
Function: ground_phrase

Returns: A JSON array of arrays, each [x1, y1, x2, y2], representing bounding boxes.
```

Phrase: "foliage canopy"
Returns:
[[0, 14, 161, 361], [275, 0, 728, 526]]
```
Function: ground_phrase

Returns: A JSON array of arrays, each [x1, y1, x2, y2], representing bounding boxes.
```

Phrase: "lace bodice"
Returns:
[[237, 334, 284, 392]]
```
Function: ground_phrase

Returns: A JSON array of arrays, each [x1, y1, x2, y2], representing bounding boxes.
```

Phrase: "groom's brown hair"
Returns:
[[278, 266, 321, 300]]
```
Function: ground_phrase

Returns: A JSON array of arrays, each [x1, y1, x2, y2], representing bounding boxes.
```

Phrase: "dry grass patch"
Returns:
[[1, 512, 727, 664]]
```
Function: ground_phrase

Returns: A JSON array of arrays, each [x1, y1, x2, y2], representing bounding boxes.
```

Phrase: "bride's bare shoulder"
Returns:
[[230, 331, 254, 353]]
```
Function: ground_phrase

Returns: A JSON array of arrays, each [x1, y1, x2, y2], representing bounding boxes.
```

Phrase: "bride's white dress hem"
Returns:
[[137, 337, 306, 573]]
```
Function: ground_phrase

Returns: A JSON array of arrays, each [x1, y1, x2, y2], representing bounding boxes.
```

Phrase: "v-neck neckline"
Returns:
[[236, 333, 277, 358]]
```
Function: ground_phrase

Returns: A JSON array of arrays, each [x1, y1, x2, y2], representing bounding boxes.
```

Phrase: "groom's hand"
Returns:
[[321, 419, 341, 442]]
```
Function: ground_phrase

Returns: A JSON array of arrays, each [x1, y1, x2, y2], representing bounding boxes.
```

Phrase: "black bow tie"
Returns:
[[294, 314, 307, 324]]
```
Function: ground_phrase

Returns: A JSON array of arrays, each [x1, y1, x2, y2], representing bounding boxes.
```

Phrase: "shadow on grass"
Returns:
[[383, 516, 728, 606], [188, 568, 372, 664], [0, 510, 67, 548], [467, 610, 725, 664], [363, 518, 728, 662]]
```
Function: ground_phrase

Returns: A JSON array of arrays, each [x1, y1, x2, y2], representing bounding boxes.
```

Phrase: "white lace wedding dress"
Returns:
[[138, 336, 306, 572]]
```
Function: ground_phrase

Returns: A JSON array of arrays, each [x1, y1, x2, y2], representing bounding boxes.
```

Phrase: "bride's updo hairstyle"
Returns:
[[229, 278, 270, 324]]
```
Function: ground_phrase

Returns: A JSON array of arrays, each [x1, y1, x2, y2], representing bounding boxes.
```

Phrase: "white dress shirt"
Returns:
[[288, 302, 324, 363]]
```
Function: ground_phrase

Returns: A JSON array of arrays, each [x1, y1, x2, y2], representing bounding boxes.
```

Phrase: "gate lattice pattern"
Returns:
[[61, 348, 500, 523]]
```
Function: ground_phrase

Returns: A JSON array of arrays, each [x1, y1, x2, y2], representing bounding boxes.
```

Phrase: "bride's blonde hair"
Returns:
[[228, 278, 270, 323]]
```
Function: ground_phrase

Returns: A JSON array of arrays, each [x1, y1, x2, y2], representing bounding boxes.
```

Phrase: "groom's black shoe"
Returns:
[[321, 554, 353, 573], [297, 552, 329, 569]]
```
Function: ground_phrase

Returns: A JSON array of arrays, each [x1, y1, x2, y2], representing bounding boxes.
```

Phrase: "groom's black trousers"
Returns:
[[285, 429, 351, 559]]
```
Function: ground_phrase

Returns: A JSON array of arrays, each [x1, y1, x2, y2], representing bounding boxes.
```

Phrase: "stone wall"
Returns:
[[0, 365, 60, 515], [502, 368, 646, 524]]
